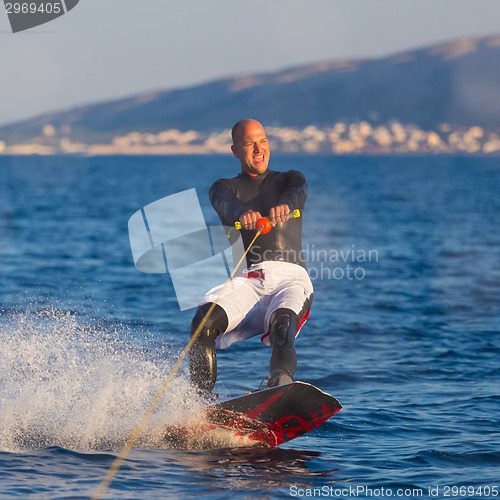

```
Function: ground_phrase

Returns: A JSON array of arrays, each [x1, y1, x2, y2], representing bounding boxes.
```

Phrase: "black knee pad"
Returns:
[[191, 303, 228, 343], [268, 308, 299, 347]]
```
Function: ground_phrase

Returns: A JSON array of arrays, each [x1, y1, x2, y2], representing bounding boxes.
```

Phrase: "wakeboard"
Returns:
[[164, 381, 341, 448]]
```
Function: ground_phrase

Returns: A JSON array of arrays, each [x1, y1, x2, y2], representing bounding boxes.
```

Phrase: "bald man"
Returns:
[[190, 119, 313, 397]]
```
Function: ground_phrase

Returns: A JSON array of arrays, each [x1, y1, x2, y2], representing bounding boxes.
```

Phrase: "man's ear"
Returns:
[[231, 144, 240, 159]]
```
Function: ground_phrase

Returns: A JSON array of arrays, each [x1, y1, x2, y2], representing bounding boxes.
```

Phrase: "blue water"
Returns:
[[0, 155, 499, 499]]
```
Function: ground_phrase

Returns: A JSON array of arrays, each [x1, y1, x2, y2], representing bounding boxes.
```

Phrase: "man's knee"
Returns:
[[191, 302, 228, 342], [268, 308, 299, 347]]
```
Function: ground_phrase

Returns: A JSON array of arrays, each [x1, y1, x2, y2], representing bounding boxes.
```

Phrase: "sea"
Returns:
[[0, 155, 499, 499]]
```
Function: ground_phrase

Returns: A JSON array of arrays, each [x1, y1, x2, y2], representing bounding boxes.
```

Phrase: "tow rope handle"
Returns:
[[234, 209, 301, 230]]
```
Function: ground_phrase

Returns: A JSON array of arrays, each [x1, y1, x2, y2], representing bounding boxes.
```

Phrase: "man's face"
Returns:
[[231, 121, 270, 176]]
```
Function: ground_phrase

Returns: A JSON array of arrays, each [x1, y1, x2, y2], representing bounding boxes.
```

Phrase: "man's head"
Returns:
[[231, 119, 270, 176]]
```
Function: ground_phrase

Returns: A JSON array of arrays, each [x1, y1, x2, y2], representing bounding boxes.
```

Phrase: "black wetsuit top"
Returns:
[[209, 169, 307, 269]]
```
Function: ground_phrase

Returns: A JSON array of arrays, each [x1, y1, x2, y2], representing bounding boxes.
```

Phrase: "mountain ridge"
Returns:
[[1, 34, 500, 146]]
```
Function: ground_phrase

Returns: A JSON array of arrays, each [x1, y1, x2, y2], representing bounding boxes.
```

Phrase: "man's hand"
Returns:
[[239, 204, 291, 230], [239, 210, 263, 230], [269, 204, 290, 227]]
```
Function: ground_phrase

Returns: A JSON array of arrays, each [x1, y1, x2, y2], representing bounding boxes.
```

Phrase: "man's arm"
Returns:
[[267, 171, 307, 226], [210, 179, 264, 230], [278, 170, 308, 212], [209, 179, 250, 225]]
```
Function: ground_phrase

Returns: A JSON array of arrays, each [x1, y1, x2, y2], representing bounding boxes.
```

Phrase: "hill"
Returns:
[[1, 34, 500, 150]]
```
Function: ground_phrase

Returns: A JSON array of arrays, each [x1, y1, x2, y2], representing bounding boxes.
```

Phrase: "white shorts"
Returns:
[[200, 261, 313, 350]]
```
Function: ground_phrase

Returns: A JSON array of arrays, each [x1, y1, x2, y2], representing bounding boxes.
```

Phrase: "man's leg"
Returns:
[[267, 308, 299, 387], [189, 302, 228, 395]]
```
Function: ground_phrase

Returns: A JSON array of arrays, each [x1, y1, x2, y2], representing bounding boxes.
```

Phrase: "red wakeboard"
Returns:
[[164, 382, 341, 448]]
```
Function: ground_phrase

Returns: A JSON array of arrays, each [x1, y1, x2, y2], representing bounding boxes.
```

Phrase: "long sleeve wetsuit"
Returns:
[[209, 169, 307, 269]]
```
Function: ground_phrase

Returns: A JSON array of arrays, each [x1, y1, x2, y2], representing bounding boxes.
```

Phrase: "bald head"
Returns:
[[231, 119, 270, 176], [231, 119, 264, 144]]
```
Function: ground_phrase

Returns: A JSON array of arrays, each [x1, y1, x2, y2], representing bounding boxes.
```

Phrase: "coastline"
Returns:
[[1, 123, 499, 156]]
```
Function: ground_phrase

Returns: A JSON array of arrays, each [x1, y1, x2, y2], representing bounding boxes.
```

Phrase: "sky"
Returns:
[[1, 0, 500, 126]]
